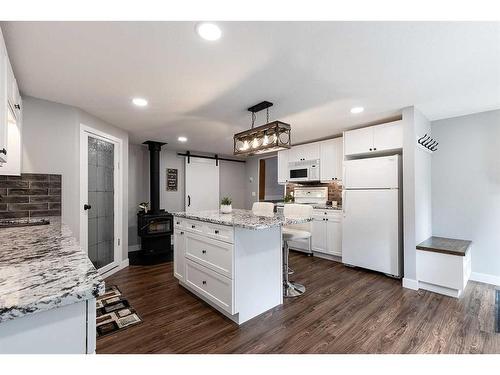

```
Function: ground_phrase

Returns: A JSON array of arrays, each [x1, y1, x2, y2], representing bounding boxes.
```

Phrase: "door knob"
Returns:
[[84, 204, 92, 210]]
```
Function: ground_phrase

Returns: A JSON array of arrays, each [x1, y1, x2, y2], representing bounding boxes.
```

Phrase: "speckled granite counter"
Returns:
[[173, 209, 312, 230], [311, 204, 342, 211], [275, 203, 342, 211], [0, 218, 104, 323]]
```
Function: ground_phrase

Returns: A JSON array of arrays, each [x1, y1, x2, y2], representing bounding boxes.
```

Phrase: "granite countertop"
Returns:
[[0, 218, 105, 323], [275, 202, 342, 211], [311, 204, 342, 211], [173, 209, 313, 230], [416, 236, 472, 256]]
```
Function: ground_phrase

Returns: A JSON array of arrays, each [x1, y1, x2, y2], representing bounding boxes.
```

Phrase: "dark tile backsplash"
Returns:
[[0, 174, 62, 219]]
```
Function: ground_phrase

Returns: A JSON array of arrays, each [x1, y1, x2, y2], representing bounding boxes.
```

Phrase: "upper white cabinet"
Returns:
[[0, 27, 22, 174], [344, 120, 403, 156], [0, 35, 7, 164], [278, 137, 343, 184], [288, 142, 320, 162], [277, 149, 289, 184], [320, 137, 343, 182]]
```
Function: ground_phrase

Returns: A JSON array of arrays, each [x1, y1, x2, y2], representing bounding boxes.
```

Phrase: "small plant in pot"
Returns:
[[220, 197, 232, 214]]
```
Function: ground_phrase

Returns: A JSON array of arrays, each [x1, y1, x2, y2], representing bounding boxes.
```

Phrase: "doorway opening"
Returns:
[[258, 156, 284, 202]]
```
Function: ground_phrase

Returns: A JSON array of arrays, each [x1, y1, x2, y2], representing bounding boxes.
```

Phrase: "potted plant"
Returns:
[[283, 193, 294, 204], [220, 196, 232, 213]]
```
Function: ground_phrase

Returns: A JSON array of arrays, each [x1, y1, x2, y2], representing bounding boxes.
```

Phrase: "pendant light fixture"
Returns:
[[233, 101, 291, 156]]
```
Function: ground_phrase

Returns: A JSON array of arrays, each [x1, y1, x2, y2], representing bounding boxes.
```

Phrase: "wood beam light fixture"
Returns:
[[233, 101, 291, 156]]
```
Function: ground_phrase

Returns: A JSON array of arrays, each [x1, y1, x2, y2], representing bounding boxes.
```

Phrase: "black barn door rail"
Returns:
[[178, 151, 246, 165]]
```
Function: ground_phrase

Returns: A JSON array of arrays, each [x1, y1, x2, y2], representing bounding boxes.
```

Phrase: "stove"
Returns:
[[293, 186, 329, 205], [130, 141, 173, 265]]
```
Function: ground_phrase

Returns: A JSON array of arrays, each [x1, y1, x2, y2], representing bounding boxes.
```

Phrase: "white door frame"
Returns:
[[79, 124, 123, 275]]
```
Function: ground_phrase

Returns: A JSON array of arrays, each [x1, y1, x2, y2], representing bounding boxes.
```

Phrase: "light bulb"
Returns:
[[241, 140, 249, 151], [252, 138, 259, 148], [263, 135, 269, 145]]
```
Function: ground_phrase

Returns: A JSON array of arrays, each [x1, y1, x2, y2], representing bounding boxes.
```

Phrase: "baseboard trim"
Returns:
[[402, 277, 419, 290], [102, 258, 129, 279], [418, 281, 461, 298], [128, 244, 141, 252], [470, 272, 500, 286]]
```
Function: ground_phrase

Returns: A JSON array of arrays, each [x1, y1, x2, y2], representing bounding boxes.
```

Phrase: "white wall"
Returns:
[[432, 109, 500, 283], [402, 106, 433, 286], [22, 96, 130, 261]]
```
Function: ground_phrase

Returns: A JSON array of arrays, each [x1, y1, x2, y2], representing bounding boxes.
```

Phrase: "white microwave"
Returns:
[[288, 159, 320, 182]]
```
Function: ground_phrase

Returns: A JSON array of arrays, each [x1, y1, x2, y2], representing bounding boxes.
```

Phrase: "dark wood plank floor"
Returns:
[[96, 252, 500, 354]]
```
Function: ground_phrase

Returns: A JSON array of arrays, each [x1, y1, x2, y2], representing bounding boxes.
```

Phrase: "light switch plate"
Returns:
[[251, 191, 256, 197]]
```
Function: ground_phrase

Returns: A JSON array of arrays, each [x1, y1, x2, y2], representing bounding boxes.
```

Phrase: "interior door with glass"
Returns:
[[83, 132, 119, 274]]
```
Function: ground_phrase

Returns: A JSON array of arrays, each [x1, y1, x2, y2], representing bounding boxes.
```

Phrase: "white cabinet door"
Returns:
[[311, 217, 327, 252], [320, 138, 343, 182], [290, 143, 320, 162], [373, 120, 403, 152], [326, 218, 342, 256], [0, 43, 7, 163], [173, 230, 186, 281], [277, 149, 289, 184], [344, 127, 373, 156], [335, 137, 343, 181], [320, 139, 336, 182]]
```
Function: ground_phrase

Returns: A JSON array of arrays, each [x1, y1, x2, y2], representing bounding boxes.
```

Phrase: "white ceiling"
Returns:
[[2, 21, 499, 155]]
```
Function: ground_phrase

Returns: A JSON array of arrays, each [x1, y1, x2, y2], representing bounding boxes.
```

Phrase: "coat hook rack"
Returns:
[[417, 133, 438, 153]]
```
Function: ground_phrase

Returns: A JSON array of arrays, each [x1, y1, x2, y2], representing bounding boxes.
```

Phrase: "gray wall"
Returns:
[[128, 144, 149, 248], [22, 96, 130, 262], [432, 109, 500, 281], [244, 156, 260, 209], [264, 157, 283, 200], [219, 159, 246, 209]]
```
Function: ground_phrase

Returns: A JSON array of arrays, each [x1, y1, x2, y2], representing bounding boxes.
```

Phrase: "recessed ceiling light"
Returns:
[[132, 97, 148, 107], [350, 106, 364, 114], [196, 22, 222, 41], [178, 136, 188, 143]]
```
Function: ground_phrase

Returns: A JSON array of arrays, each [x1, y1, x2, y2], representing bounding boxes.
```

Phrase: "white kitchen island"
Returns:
[[173, 209, 311, 325]]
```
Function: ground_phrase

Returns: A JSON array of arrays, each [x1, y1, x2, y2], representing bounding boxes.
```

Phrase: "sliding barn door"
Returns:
[[185, 157, 219, 212]]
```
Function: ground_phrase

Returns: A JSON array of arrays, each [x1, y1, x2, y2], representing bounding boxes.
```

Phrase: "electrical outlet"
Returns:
[[251, 191, 256, 197]]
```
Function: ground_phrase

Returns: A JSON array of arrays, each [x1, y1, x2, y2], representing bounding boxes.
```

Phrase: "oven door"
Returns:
[[289, 167, 309, 181]]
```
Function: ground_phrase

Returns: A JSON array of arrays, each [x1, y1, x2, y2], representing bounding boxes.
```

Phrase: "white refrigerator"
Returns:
[[342, 155, 402, 277]]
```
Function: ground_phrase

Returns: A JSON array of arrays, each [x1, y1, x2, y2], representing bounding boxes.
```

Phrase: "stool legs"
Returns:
[[283, 239, 305, 297]]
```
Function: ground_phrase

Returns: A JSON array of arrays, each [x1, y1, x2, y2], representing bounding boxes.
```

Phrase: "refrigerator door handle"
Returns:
[[342, 190, 346, 216]]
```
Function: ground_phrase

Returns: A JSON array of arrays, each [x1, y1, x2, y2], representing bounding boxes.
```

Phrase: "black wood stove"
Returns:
[[131, 141, 173, 265]]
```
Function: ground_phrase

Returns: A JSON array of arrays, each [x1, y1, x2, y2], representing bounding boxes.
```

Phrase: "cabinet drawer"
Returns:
[[184, 219, 205, 234], [185, 233, 233, 278], [203, 223, 234, 243], [185, 259, 234, 314]]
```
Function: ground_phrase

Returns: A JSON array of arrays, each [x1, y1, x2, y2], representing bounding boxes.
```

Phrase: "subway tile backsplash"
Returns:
[[0, 174, 62, 219]]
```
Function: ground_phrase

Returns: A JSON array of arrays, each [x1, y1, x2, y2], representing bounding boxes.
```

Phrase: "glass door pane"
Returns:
[[88, 136, 115, 270]]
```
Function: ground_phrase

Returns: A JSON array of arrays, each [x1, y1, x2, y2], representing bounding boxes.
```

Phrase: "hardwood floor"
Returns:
[[96, 252, 500, 354]]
